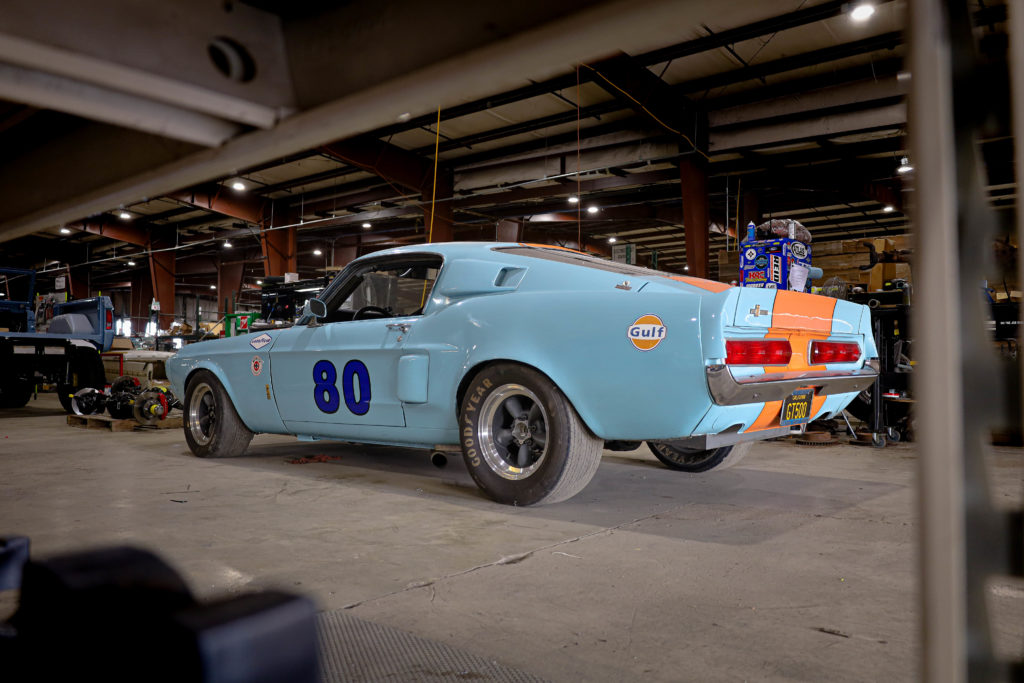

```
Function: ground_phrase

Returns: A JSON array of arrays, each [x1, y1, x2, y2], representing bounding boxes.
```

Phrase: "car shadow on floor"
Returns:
[[201, 437, 904, 544]]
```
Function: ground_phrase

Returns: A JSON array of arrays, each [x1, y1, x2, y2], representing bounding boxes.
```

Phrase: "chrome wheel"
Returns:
[[187, 382, 217, 447], [478, 383, 549, 480]]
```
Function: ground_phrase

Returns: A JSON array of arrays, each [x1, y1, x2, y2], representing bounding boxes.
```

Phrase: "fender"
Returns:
[[176, 357, 287, 435]]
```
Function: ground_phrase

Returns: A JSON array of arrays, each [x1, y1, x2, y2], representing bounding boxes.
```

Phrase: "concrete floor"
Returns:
[[1, 393, 1021, 681]]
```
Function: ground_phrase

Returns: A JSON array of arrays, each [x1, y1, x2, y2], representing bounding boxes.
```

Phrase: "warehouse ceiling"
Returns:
[[0, 0, 1014, 290]]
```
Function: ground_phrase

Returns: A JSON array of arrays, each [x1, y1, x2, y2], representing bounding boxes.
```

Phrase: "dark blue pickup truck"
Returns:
[[0, 268, 114, 412]]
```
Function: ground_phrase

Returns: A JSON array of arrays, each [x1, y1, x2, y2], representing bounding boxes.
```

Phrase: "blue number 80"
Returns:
[[313, 359, 371, 416], [313, 360, 340, 413]]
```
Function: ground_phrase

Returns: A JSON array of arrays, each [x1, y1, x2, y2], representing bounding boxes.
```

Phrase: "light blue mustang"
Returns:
[[167, 242, 878, 505]]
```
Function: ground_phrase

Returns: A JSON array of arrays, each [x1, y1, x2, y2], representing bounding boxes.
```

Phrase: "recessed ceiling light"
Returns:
[[60, 227, 71, 234], [223, 240, 232, 248], [127, 260, 136, 266], [568, 196, 579, 204], [119, 211, 131, 220], [313, 248, 322, 255], [883, 205, 895, 213], [210, 285, 216, 290], [256, 280, 263, 285], [587, 206, 599, 214], [684, 265, 690, 271], [231, 181, 246, 191], [362, 222, 371, 229], [608, 237, 617, 243], [850, 3, 874, 21], [897, 156, 913, 174]]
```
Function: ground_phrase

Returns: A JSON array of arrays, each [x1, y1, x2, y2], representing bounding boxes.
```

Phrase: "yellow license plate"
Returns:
[[780, 389, 814, 426]]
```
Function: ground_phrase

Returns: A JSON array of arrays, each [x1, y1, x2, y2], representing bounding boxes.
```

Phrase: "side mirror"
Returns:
[[307, 298, 327, 319]]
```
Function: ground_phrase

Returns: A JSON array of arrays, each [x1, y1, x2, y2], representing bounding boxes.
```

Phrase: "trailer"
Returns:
[[0, 268, 114, 411]]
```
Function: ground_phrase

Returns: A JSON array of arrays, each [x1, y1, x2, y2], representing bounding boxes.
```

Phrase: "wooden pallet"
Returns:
[[66, 412, 183, 432]]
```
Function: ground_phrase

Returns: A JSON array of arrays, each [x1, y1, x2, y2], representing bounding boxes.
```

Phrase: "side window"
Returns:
[[323, 258, 441, 323]]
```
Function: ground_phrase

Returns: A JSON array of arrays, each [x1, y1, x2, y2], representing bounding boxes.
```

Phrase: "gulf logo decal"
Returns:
[[628, 314, 667, 351]]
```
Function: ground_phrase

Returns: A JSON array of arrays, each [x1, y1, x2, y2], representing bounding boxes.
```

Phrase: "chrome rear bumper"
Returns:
[[706, 360, 879, 406]]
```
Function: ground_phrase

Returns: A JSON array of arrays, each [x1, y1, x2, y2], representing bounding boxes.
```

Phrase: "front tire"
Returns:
[[183, 370, 253, 458], [460, 363, 602, 506], [647, 441, 751, 472]]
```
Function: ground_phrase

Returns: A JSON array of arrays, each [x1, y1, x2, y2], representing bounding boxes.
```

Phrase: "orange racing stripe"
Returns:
[[518, 243, 585, 253], [771, 290, 836, 333], [810, 394, 827, 419], [749, 400, 783, 431], [665, 275, 731, 293], [749, 291, 839, 429]]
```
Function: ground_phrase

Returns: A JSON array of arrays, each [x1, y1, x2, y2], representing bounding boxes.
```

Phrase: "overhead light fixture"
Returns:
[[362, 222, 371, 229], [231, 181, 246, 191], [127, 260, 136, 266], [256, 280, 263, 285], [608, 237, 617, 243], [883, 205, 895, 213], [684, 265, 690, 271], [223, 240, 232, 248], [210, 285, 216, 290], [587, 206, 599, 214], [568, 196, 579, 204], [850, 2, 875, 21], [118, 211, 131, 220], [60, 227, 71, 234], [897, 156, 913, 174], [313, 248, 323, 256]]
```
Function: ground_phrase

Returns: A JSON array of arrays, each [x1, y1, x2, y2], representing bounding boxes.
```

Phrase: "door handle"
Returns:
[[386, 323, 412, 333]]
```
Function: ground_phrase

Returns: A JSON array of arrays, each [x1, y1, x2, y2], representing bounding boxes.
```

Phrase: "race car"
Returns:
[[166, 242, 878, 506]]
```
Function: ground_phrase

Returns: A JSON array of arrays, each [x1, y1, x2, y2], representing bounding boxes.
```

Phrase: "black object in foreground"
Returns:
[[0, 536, 318, 683]]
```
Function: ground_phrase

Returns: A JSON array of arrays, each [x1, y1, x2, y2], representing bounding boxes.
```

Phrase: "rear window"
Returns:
[[493, 246, 676, 279]]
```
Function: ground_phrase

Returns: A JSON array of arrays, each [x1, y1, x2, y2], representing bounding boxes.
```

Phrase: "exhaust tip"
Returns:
[[430, 451, 448, 469]]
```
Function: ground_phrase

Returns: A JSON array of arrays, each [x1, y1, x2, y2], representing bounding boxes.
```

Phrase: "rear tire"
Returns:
[[460, 363, 602, 506], [0, 379, 33, 408], [183, 370, 253, 458], [647, 441, 751, 472]]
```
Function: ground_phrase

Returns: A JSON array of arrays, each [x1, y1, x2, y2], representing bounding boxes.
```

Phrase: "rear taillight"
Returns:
[[810, 341, 861, 364], [105, 309, 113, 331], [725, 339, 792, 365]]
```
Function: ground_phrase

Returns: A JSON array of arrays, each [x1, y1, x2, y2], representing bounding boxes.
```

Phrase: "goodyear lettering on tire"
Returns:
[[462, 378, 492, 467]]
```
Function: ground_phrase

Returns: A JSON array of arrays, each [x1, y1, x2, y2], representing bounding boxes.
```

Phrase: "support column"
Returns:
[[148, 241, 176, 329], [332, 242, 359, 270], [217, 260, 245, 315], [129, 269, 153, 332], [680, 156, 710, 279], [741, 190, 761, 233], [64, 267, 86, 300], [495, 219, 523, 243], [262, 225, 297, 277]]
